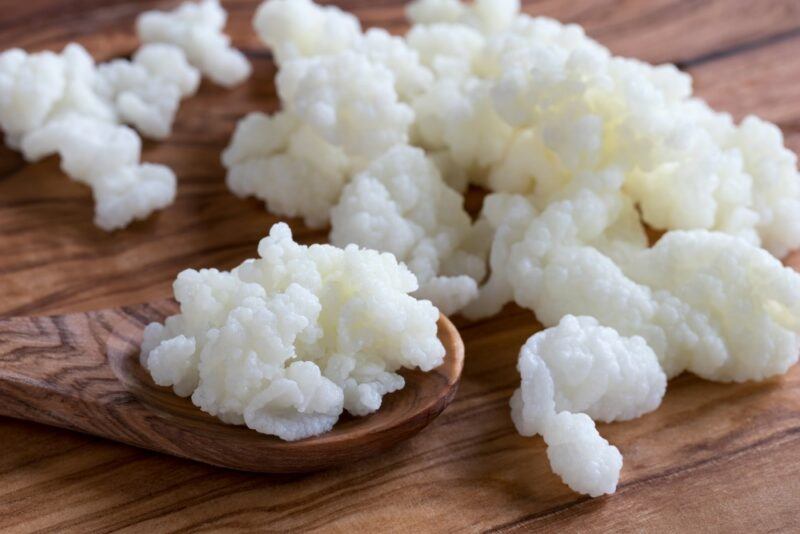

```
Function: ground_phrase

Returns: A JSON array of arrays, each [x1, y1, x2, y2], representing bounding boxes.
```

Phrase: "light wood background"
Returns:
[[2, 0, 800, 531]]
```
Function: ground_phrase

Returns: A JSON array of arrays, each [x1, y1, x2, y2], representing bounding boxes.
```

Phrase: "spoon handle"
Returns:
[[0, 310, 121, 434], [0, 303, 187, 457]]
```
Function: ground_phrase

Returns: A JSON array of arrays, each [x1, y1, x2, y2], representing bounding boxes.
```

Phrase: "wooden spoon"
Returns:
[[0, 300, 464, 473]]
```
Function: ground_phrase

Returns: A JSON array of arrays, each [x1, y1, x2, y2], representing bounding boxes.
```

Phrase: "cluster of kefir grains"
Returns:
[[0, 0, 249, 230], [511, 315, 666, 496], [97, 44, 201, 140], [21, 112, 178, 231], [227, 0, 800, 309], [228, 0, 800, 495], [137, 0, 252, 87], [0, 43, 189, 230], [226, 0, 487, 311], [470, 174, 800, 383], [406, 0, 800, 257], [330, 145, 490, 315], [225, 0, 423, 230], [222, 111, 350, 228], [140, 223, 445, 441]]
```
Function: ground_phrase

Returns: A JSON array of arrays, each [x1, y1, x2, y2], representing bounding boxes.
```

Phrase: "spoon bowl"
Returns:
[[0, 299, 464, 473]]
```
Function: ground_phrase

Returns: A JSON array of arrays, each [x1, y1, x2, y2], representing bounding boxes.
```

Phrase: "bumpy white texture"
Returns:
[[92, 163, 178, 231], [97, 44, 200, 140], [491, 20, 798, 254], [276, 51, 414, 159], [20, 114, 176, 230], [407, 0, 520, 35], [618, 230, 800, 382], [21, 113, 139, 183], [0, 48, 65, 147], [243, 0, 435, 231], [464, 169, 647, 317], [408, 0, 800, 256], [0, 39, 201, 229], [132, 44, 202, 97], [330, 145, 485, 315], [509, 315, 660, 496], [471, 173, 800, 383], [406, 14, 589, 191], [53, 44, 119, 123], [406, 22, 485, 80], [221, 111, 349, 228], [410, 67, 515, 179], [246, 0, 800, 256], [541, 412, 623, 498], [228, 10, 425, 226], [512, 315, 666, 428], [255, 0, 435, 105], [254, 0, 362, 65], [357, 29, 434, 101], [141, 223, 445, 440], [137, 0, 251, 87], [733, 116, 800, 258], [0, 44, 115, 147]]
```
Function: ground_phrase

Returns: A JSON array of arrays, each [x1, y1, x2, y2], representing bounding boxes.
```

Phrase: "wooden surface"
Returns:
[[1, 0, 799, 531], [0, 304, 464, 473]]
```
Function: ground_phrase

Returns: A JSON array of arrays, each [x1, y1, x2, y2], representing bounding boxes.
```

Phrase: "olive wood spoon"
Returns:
[[0, 299, 464, 473]]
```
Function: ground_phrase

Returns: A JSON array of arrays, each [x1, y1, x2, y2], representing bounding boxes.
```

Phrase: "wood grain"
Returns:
[[1, 0, 800, 531], [0, 304, 464, 473]]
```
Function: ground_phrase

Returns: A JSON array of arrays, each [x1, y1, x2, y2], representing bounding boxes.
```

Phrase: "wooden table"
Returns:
[[2, 1, 800, 531]]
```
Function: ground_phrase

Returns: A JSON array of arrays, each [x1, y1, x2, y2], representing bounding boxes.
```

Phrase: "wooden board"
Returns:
[[1, 0, 800, 531]]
